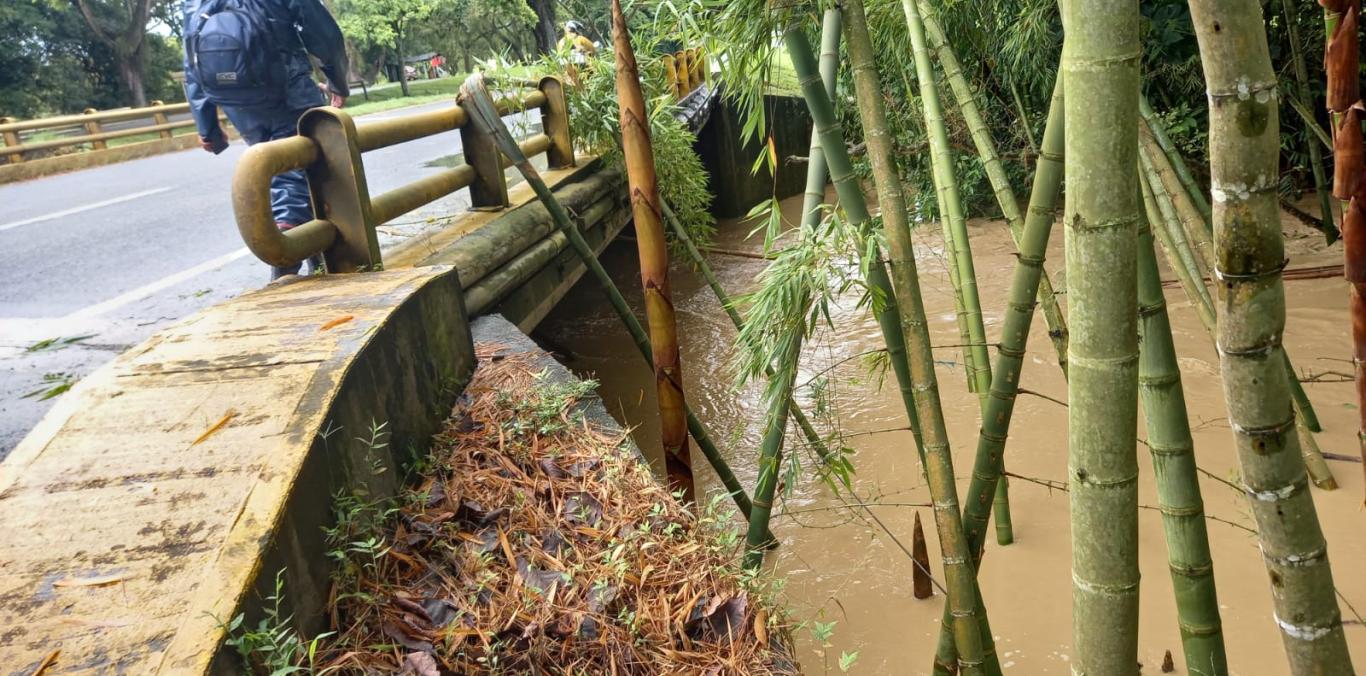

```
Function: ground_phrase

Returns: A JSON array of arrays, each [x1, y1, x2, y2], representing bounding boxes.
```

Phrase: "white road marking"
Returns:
[[0, 187, 174, 233], [66, 247, 252, 321]]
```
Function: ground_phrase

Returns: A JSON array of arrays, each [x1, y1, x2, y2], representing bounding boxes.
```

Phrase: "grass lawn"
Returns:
[[344, 65, 542, 118]]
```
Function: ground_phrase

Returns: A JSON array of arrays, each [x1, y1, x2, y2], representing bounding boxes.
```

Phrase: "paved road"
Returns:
[[0, 100, 538, 455]]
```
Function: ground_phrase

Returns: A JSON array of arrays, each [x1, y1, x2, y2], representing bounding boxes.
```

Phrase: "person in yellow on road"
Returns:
[[559, 20, 597, 63]]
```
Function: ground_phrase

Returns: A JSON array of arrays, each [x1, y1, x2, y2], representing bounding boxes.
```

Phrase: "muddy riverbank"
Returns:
[[533, 194, 1365, 674]]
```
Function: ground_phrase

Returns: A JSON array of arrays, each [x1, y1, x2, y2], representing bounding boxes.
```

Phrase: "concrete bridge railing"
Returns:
[[662, 47, 709, 100], [230, 76, 575, 274]]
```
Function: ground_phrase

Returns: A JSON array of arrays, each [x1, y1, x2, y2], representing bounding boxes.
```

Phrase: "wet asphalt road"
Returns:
[[0, 100, 536, 455]]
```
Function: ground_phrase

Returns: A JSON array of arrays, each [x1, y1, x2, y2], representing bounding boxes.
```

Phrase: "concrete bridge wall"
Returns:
[[0, 93, 810, 673]]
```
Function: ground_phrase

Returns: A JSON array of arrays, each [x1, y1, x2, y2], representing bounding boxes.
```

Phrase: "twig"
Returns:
[[1018, 388, 1068, 408]]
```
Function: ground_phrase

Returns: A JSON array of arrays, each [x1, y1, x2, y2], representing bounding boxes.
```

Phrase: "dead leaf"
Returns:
[[191, 410, 237, 446], [382, 620, 434, 653], [53, 573, 126, 588], [399, 651, 440, 676], [29, 649, 58, 675], [319, 315, 355, 331]]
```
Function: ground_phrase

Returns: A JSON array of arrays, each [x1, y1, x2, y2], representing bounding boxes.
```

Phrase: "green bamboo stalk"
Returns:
[[1139, 129, 1327, 438], [742, 315, 805, 567], [798, 9, 842, 231], [1139, 95, 1213, 224], [457, 73, 765, 532], [1140, 169, 1217, 333], [1139, 129, 1216, 271], [992, 477, 1013, 544], [1139, 149, 1214, 312], [1135, 185, 1230, 676], [1141, 159, 1337, 490], [844, 2, 988, 673], [1063, 0, 1142, 672], [901, 0, 991, 402], [1186, 2, 1356, 669], [932, 74, 1066, 676], [663, 203, 831, 465], [783, 23, 925, 453], [917, 0, 1071, 377], [1280, 0, 1340, 244], [1009, 80, 1040, 158]]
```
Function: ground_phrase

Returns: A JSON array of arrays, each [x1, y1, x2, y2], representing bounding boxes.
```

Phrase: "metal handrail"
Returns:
[[230, 76, 575, 273]]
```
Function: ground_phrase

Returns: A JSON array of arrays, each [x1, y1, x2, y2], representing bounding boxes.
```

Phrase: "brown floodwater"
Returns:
[[533, 192, 1366, 675]]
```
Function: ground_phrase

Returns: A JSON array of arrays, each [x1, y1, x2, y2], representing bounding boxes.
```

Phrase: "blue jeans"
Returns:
[[222, 105, 322, 278]]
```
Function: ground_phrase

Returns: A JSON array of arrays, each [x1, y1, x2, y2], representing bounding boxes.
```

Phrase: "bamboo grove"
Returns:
[[529, 0, 1364, 673]]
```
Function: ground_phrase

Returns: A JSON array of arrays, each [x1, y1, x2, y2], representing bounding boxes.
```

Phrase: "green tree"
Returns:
[[71, 0, 168, 107], [335, 0, 442, 96]]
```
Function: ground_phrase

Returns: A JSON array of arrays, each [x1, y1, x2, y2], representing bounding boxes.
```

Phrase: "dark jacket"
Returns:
[[182, 0, 350, 141]]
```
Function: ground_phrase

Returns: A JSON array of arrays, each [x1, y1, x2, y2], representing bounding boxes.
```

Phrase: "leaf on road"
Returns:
[[191, 409, 237, 446], [319, 315, 355, 331], [53, 573, 126, 588], [30, 649, 59, 675]]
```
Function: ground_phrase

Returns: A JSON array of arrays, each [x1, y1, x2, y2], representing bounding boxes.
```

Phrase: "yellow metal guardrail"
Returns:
[[231, 76, 573, 273], [662, 47, 708, 100], [0, 100, 225, 164]]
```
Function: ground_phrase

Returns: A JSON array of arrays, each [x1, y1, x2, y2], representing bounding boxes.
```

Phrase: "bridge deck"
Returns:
[[0, 155, 623, 673]]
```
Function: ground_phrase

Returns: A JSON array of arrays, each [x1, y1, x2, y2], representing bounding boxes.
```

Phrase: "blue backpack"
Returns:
[[188, 0, 288, 107]]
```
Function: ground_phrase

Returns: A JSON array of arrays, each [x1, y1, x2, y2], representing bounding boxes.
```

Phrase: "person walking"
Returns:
[[182, 0, 350, 280]]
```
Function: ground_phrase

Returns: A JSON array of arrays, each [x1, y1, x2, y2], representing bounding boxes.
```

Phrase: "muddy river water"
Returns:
[[534, 193, 1366, 674]]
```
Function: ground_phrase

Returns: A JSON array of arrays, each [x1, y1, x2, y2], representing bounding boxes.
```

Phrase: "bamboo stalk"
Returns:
[[917, 0, 1071, 377], [1141, 158, 1338, 490], [932, 74, 1066, 676], [1139, 149, 1214, 311], [1140, 130, 1216, 271], [798, 9, 842, 231], [661, 203, 834, 475], [1187, 1, 1356, 668], [992, 477, 1013, 544], [1139, 116, 1327, 436], [1140, 170, 1217, 332], [843, 2, 988, 672], [742, 312, 805, 568], [611, 0, 695, 501], [1281, 0, 1340, 243], [1063, 0, 1142, 672], [783, 23, 925, 454], [1135, 184, 1230, 676], [1139, 96, 1212, 224], [901, 0, 991, 403], [456, 73, 765, 534]]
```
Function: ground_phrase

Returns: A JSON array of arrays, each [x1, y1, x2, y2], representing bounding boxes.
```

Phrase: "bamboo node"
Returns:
[[1177, 619, 1224, 638], [1243, 474, 1309, 502], [1210, 176, 1277, 203], [1260, 542, 1328, 568], [1212, 257, 1288, 282], [1138, 372, 1181, 388], [1206, 77, 1279, 104], [1062, 48, 1143, 72], [1229, 415, 1295, 439], [1071, 574, 1140, 596], [1168, 561, 1215, 577], [1068, 353, 1140, 368], [1145, 440, 1193, 456], [1274, 614, 1340, 641]]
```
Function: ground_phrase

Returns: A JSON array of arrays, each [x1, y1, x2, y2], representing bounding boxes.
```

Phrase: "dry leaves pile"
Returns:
[[316, 343, 797, 674]]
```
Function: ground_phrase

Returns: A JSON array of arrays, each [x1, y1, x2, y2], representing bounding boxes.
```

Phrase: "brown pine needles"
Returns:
[[315, 343, 796, 674]]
